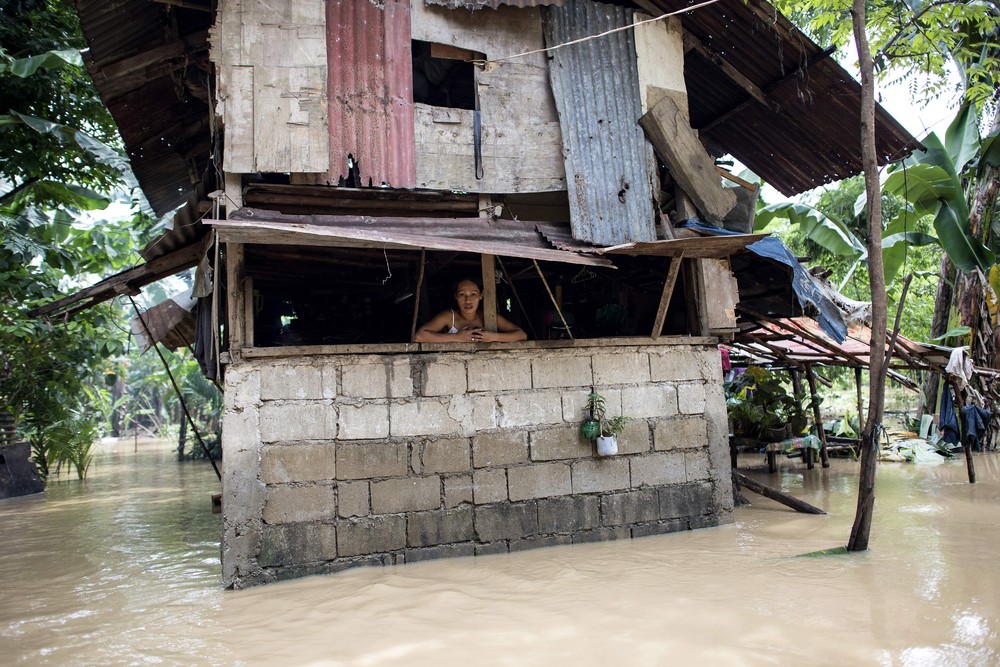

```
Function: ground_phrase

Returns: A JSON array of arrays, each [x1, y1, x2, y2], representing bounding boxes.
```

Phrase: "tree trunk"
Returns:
[[920, 253, 955, 419], [848, 0, 888, 553]]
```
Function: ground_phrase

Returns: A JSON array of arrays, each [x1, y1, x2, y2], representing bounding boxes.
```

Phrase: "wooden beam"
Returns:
[[651, 253, 684, 339], [683, 31, 770, 109], [481, 254, 497, 333], [533, 260, 573, 340], [226, 242, 245, 358], [734, 472, 826, 514], [411, 249, 426, 342]]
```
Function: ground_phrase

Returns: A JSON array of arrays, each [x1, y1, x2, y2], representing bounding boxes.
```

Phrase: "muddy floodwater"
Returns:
[[1, 439, 998, 666]]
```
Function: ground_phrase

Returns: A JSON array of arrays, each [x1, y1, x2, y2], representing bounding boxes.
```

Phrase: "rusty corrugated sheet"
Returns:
[[74, 0, 213, 218], [211, 209, 614, 266], [424, 0, 564, 9], [327, 0, 416, 188], [649, 0, 919, 196], [543, 0, 659, 246]]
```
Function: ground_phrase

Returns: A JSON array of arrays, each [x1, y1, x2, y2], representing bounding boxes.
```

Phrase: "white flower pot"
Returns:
[[596, 435, 618, 456]]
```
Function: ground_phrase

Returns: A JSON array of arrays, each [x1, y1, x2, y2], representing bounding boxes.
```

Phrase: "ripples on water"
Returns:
[[1, 440, 997, 666]]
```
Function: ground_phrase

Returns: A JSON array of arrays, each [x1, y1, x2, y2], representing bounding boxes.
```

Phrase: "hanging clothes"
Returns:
[[961, 405, 992, 451], [938, 386, 960, 445]]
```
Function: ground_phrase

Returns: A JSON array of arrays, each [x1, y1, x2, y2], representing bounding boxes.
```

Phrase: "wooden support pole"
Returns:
[[950, 380, 976, 484], [410, 249, 426, 342], [225, 242, 245, 359], [734, 471, 826, 514], [533, 260, 573, 340], [497, 257, 537, 339], [651, 253, 683, 339], [855, 366, 864, 450], [481, 254, 497, 333], [805, 363, 831, 468]]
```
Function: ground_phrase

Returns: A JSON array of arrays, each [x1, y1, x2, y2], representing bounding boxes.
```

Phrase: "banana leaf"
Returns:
[[754, 202, 864, 256]]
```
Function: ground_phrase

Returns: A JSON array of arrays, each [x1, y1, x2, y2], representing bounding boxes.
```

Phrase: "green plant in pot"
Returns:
[[582, 391, 628, 456]]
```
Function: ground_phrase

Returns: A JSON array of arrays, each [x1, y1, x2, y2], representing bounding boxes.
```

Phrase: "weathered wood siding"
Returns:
[[411, 2, 565, 193], [213, 0, 329, 174]]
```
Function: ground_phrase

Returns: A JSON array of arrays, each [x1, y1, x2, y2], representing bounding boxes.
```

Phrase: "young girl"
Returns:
[[414, 278, 527, 343]]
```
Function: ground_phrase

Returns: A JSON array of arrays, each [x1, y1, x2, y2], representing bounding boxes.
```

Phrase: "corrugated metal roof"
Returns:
[[327, 0, 416, 188], [543, 0, 659, 246], [424, 0, 564, 9], [210, 208, 614, 266], [647, 0, 920, 196], [74, 0, 214, 217]]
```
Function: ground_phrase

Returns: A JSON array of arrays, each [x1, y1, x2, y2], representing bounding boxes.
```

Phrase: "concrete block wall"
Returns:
[[221, 344, 734, 588]]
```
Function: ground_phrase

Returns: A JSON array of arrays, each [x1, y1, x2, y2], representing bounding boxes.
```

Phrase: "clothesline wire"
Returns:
[[474, 0, 724, 66]]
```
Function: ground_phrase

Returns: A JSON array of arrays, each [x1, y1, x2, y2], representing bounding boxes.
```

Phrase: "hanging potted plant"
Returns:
[[581, 391, 628, 456]]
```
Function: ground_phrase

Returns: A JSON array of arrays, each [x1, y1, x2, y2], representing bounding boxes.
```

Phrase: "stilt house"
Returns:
[[46, 0, 917, 587]]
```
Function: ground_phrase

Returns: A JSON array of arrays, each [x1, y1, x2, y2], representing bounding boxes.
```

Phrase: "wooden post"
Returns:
[[855, 366, 864, 450], [805, 364, 831, 468], [651, 253, 683, 339], [225, 242, 245, 359], [734, 472, 826, 514], [481, 254, 497, 333], [411, 249, 426, 341], [533, 260, 573, 339], [950, 380, 976, 483]]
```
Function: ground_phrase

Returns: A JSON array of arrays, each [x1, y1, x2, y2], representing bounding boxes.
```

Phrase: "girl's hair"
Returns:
[[452, 277, 483, 294]]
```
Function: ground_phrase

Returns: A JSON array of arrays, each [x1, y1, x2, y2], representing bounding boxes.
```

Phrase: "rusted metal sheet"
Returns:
[[131, 292, 197, 353], [74, 0, 212, 218], [209, 209, 614, 266], [543, 0, 659, 246], [327, 0, 416, 188], [424, 0, 564, 9], [648, 0, 919, 196]]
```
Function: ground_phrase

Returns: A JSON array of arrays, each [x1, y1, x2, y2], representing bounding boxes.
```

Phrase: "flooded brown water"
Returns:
[[1, 439, 998, 666]]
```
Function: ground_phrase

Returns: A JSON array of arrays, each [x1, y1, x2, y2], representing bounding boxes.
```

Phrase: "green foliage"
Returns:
[[725, 367, 811, 438], [582, 391, 628, 438]]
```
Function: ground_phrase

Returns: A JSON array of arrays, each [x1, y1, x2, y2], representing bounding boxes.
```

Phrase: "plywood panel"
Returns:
[[221, 65, 255, 173], [253, 66, 327, 173], [634, 14, 686, 115], [411, 2, 564, 193]]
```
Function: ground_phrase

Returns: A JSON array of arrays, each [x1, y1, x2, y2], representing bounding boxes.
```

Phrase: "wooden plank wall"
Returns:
[[212, 0, 329, 174], [411, 2, 565, 193]]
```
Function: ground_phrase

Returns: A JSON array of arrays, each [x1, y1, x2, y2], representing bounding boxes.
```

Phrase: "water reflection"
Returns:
[[1, 440, 997, 665]]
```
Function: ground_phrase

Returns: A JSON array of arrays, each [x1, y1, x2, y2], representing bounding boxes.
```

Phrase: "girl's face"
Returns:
[[454, 281, 482, 317]]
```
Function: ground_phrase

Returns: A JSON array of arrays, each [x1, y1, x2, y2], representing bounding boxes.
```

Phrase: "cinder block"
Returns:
[[406, 505, 474, 547], [320, 361, 337, 399], [337, 481, 369, 518], [572, 526, 631, 544], [449, 394, 497, 434], [653, 415, 709, 451], [467, 357, 532, 392], [632, 519, 686, 538], [649, 348, 712, 382], [443, 474, 473, 508], [370, 476, 441, 514], [615, 420, 651, 455], [676, 382, 707, 415], [337, 515, 406, 557], [659, 481, 713, 519], [685, 448, 711, 481], [571, 458, 630, 494], [261, 443, 336, 484], [422, 438, 471, 474], [422, 359, 467, 396], [405, 543, 476, 563], [390, 400, 462, 437], [621, 384, 678, 418], [472, 468, 507, 504], [473, 431, 528, 468], [631, 451, 686, 487], [338, 402, 389, 440], [223, 404, 260, 455], [222, 442, 265, 528], [474, 501, 538, 542], [600, 489, 660, 526], [537, 495, 600, 534], [509, 534, 573, 552], [475, 542, 510, 556], [260, 364, 324, 401], [507, 462, 572, 501], [562, 388, 622, 424], [225, 366, 261, 410], [531, 355, 593, 388], [592, 351, 650, 385], [497, 390, 563, 428], [341, 359, 414, 398], [260, 402, 336, 442], [336, 441, 407, 480], [530, 426, 590, 461], [262, 484, 335, 524], [259, 522, 337, 567]]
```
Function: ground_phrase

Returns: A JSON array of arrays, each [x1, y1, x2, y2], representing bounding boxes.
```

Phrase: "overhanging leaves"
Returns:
[[755, 202, 865, 256], [0, 49, 83, 78], [945, 104, 980, 174]]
